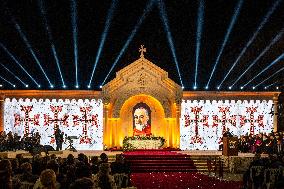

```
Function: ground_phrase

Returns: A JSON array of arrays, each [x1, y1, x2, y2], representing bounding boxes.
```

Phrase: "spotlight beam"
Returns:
[[7, 11, 52, 86], [206, 0, 243, 88], [0, 75, 15, 87], [38, 0, 65, 86], [158, 0, 184, 87], [230, 28, 284, 87], [0, 42, 39, 86], [255, 66, 284, 87], [88, 0, 117, 87], [266, 80, 279, 88], [0, 63, 27, 86], [218, 0, 282, 88], [194, 0, 205, 88], [242, 53, 284, 87], [70, 0, 79, 87], [101, 0, 155, 85]]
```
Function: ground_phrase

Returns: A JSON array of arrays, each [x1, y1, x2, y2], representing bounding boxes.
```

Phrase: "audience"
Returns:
[[0, 151, 134, 189], [0, 131, 281, 189], [238, 131, 283, 154], [243, 152, 284, 189]]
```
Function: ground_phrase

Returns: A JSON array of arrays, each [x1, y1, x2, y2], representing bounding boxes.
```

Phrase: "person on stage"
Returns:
[[54, 127, 64, 151], [223, 128, 233, 137]]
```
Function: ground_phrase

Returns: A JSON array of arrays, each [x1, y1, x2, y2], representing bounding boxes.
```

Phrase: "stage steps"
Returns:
[[123, 151, 229, 173], [124, 151, 197, 172], [189, 155, 229, 172]]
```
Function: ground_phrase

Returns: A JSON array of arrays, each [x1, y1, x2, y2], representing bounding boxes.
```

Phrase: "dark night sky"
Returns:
[[0, 0, 283, 91]]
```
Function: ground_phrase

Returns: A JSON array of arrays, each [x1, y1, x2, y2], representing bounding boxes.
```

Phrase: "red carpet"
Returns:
[[123, 150, 183, 155], [125, 151, 243, 188], [123, 150, 197, 172], [130, 172, 243, 189]]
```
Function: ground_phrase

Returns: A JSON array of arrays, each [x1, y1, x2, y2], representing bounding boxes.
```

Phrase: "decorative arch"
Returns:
[[111, 88, 171, 118], [102, 55, 182, 119], [119, 94, 166, 137]]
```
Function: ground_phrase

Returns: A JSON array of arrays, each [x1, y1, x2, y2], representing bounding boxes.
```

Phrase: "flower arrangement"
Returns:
[[122, 135, 166, 151]]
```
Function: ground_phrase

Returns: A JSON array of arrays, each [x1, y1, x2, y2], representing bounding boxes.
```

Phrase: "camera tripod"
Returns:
[[65, 138, 77, 152]]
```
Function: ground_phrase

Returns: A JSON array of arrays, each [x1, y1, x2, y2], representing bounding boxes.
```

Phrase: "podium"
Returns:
[[222, 137, 238, 156]]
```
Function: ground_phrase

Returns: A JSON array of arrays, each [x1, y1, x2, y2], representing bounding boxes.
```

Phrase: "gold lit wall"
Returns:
[[104, 94, 180, 148]]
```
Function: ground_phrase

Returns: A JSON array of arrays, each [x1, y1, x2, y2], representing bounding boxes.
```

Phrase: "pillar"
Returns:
[[175, 101, 181, 148], [103, 102, 110, 149], [273, 94, 279, 132]]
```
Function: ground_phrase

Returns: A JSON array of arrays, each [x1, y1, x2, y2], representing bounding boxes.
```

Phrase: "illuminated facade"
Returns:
[[0, 52, 280, 150]]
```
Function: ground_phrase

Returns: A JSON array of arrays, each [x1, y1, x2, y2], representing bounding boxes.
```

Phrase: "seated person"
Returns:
[[90, 156, 99, 175], [111, 154, 130, 174], [98, 153, 108, 165], [69, 177, 95, 189], [16, 162, 38, 183], [0, 159, 21, 189], [33, 169, 60, 189], [92, 163, 116, 189]]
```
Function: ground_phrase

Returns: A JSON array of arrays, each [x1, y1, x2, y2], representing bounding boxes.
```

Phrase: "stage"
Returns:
[[0, 149, 258, 158]]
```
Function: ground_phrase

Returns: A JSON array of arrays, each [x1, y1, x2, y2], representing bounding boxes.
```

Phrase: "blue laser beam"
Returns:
[[255, 66, 284, 87], [230, 28, 284, 87], [242, 53, 284, 87], [219, 0, 282, 88], [206, 0, 243, 88], [101, 0, 155, 86], [88, 0, 117, 87], [0, 63, 28, 86], [158, 0, 184, 87], [8, 12, 52, 86], [266, 80, 279, 88], [70, 0, 79, 87], [0, 75, 15, 87], [194, 0, 205, 89], [0, 42, 39, 86], [38, 0, 65, 87]]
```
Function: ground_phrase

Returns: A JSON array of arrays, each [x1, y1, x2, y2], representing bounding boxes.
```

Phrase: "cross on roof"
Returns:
[[139, 45, 146, 58]]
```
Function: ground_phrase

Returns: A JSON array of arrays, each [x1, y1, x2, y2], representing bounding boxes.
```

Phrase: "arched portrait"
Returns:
[[133, 102, 151, 136]]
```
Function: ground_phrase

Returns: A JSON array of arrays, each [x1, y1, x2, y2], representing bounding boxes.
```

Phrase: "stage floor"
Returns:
[[0, 149, 258, 159]]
